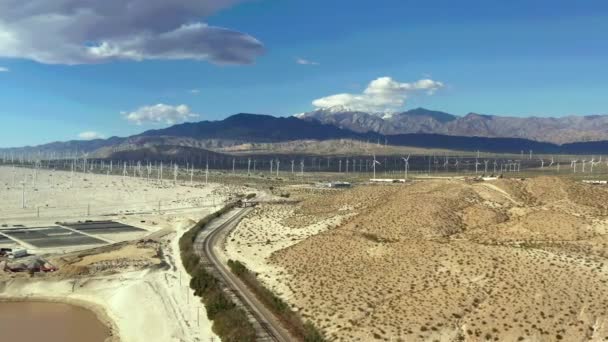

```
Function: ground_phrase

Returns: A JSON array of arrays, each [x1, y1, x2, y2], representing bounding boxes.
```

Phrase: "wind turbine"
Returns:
[[372, 155, 381, 179], [474, 159, 481, 174], [582, 159, 587, 173], [20, 179, 26, 209], [401, 155, 410, 180], [205, 161, 209, 184], [571, 159, 577, 173], [591, 158, 600, 173], [173, 164, 178, 185]]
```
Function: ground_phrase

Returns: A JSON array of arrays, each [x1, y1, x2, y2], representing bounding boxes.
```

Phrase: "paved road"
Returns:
[[194, 208, 293, 342]]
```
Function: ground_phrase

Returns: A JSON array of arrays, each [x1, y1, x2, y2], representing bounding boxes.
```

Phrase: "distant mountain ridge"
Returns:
[[4, 112, 608, 158], [299, 107, 608, 144]]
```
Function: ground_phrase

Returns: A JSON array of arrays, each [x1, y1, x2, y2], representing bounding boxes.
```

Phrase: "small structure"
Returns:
[[7, 248, 27, 259], [328, 181, 351, 188], [481, 177, 499, 181], [582, 180, 608, 185], [369, 179, 405, 183]]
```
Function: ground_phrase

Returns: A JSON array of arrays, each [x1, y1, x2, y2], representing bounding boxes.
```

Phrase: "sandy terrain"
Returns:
[[223, 195, 351, 300], [0, 165, 252, 342], [0, 165, 226, 224], [227, 177, 608, 341]]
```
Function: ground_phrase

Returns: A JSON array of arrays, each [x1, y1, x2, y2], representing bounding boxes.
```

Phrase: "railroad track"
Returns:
[[194, 208, 293, 342]]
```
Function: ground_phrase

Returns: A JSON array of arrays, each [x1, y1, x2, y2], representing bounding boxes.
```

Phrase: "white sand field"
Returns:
[[0, 165, 223, 224], [0, 165, 250, 342], [223, 202, 351, 302]]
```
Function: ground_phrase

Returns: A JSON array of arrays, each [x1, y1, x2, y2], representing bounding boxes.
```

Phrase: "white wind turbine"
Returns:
[[205, 161, 209, 184], [483, 160, 489, 174], [582, 159, 587, 173], [173, 164, 178, 185], [372, 155, 381, 179], [401, 155, 410, 180], [571, 159, 577, 173], [474, 159, 481, 174], [591, 158, 600, 173], [539, 158, 545, 170]]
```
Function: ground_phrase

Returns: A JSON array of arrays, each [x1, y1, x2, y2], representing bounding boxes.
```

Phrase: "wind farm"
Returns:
[[2, 130, 608, 342], [2, 1, 608, 341]]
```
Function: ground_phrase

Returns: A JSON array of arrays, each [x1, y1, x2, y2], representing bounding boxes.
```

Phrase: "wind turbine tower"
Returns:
[[372, 155, 381, 179], [401, 155, 410, 180]]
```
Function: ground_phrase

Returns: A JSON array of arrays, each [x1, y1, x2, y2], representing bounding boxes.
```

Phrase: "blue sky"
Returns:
[[1, 0, 608, 147]]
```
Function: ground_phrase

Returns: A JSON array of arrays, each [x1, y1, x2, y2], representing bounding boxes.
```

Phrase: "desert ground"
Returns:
[[0, 165, 250, 342], [225, 177, 608, 341]]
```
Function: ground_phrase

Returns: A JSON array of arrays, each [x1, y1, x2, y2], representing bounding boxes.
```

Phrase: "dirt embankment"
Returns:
[[233, 178, 608, 341]]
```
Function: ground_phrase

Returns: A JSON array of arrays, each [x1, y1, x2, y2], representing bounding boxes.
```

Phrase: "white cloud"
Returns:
[[190, 89, 201, 94], [123, 103, 199, 125], [78, 131, 105, 140], [296, 57, 319, 65], [0, 66, 8, 72], [0, 1, 264, 65], [312, 76, 444, 113]]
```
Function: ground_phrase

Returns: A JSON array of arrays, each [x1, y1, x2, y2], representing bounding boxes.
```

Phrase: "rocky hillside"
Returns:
[[299, 107, 608, 144]]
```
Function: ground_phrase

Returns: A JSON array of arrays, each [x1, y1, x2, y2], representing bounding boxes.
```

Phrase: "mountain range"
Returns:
[[297, 107, 608, 144], [3, 111, 608, 159]]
